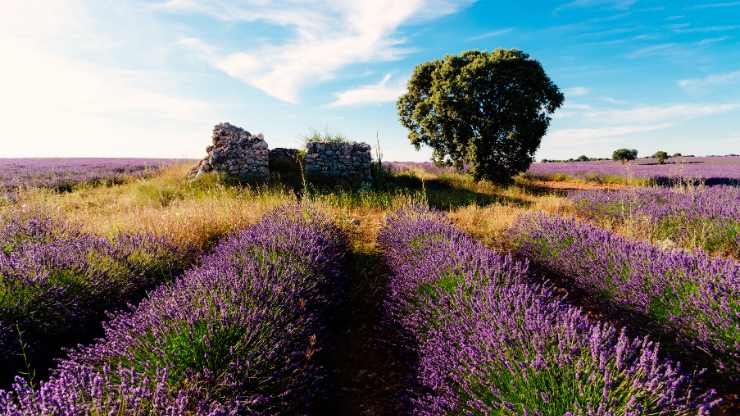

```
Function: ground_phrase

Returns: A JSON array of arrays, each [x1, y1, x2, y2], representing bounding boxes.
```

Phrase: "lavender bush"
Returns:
[[0, 212, 192, 386], [379, 208, 716, 415], [0, 204, 347, 414], [0, 158, 178, 193], [570, 186, 740, 257], [510, 213, 739, 376]]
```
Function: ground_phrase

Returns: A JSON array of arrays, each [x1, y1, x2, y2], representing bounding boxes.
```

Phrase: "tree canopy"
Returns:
[[397, 49, 564, 183], [653, 150, 668, 164], [612, 148, 638, 162]]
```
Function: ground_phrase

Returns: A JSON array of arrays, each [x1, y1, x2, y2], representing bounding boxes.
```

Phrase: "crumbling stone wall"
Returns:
[[190, 123, 269, 181], [304, 141, 372, 183], [190, 123, 372, 185]]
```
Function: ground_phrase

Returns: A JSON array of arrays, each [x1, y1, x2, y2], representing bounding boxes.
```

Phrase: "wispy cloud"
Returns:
[[574, 26, 638, 38], [549, 101, 739, 143], [695, 36, 731, 45], [164, 0, 473, 103], [547, 124, 672, 143], [666, 23, 691, 30], [674, 25, 740, 33], [600, 96, 629, 105], [556, 0, 638, 12], [328, 74, 408, 107], [627, 43, 678, 58], [688, 1, 740, 9], [564, 86, 591, 96], [678, 70, 740, 93], [467, 28, 513, 41], [553, 102, 594, 119], [586, 103, 740, 124]]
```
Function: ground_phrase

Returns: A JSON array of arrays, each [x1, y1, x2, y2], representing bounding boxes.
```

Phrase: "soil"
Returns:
[[319, 246, 411, 415]]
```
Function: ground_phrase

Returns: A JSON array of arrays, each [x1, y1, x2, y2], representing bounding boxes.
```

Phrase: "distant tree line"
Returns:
[[541, 149, 708, 163]]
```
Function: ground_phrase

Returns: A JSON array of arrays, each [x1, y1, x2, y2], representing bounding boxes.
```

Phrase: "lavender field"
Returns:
[[0, 161, 736, 414], [0, 158, 180, 193], [5, 0, 740, 412], [527, 156, 740, 185]]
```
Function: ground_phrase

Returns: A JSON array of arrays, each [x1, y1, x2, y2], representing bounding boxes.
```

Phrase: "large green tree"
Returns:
[[397, 49, 564, 183]]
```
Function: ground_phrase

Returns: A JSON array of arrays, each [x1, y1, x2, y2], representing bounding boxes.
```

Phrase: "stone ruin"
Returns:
[[304, 141, 372, 183], [190, 123, 372, 184], [190, 123, 269, 181]]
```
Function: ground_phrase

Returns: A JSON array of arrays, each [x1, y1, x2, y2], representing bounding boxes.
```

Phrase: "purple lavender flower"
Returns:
[[0, 212, 193, 386], [510, 213, 739, 376], [0, 158, 179, 194], [0, 204, 347, 414], [569, 186, 739, 256], [527, 155, 740, 184], [379, 208, 717, 414]]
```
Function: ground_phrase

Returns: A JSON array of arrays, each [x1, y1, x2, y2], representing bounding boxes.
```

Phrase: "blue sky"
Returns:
[[2, 0, 739, 161]]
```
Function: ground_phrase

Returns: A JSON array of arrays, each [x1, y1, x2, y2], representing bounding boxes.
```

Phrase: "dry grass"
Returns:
[[5, 164, 295, 250], [2, 163, 576, 253], [449, 193, 572, 250]]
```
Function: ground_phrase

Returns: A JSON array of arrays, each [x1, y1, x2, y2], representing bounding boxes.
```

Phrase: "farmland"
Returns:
[[527, 156, 740, 186], [0, 158, 180, 196], [0, 158, 736, 414]]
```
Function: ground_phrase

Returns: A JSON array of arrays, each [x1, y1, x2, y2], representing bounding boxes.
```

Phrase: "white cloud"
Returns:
[[695, 36, 731, 46], [328, 74, 408, 107], [467, 28, 513, 41], [166, 0, 473, 103], [564, 86, 591, 96], [584, 103, 740, 124], [600, 96, 629, 105], [689, 1, 740, 9], [553, 101, 739, 125], [678, 70, 740, 93], [0, 1, 219, 157], [547, 102, 739, 144], [627, 43, 678, 59], [548, 124, 673, 143], [674, 25, 740, 33], [556, 0, 637, 11], [553, 103, 593, 119]]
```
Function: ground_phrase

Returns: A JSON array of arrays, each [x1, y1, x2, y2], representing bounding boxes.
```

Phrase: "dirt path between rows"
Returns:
[[319, 246, 410, 415]]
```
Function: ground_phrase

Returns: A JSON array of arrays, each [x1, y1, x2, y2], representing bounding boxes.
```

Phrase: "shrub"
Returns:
[[612, 148, 638, 162], [510, 213, 739, 376], [0, 205, 347, 414], [569, 186, 740, 257], [304, 130, 348, 144], [0, 212, 192, 385], [654, 151, 669, 164], [379, 208, 717, 414]]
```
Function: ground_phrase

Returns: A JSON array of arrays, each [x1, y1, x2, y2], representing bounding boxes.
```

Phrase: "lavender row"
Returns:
[[571, 186, 740, 222], [0, 205, 347, 414], [0, 212, 193, 386], [0, 158, 178, 193], [510, 213, 739, 376], [379, 208, 716, 415], [570, 186, 739, 257]]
